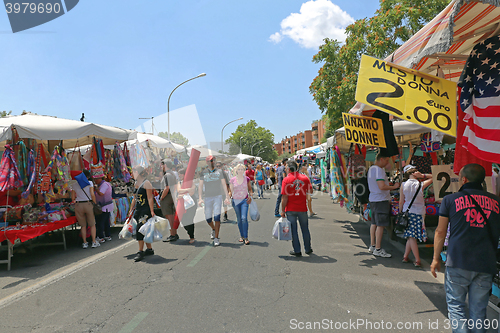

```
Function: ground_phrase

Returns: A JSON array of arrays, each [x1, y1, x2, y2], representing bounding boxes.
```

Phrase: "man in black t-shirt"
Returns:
[[198, 156, 230, 246], [160, 160, 179, 242], [432, 164, 500, 329]]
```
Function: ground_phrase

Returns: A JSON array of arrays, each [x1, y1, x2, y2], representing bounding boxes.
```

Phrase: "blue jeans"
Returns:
[[445, 267, 493, 333], [286, 211, 311, 254], [257, 183, 264, 198], [275, 185, 282, 215], [204, 195, 222, 223], [232, 199, 249, 238]]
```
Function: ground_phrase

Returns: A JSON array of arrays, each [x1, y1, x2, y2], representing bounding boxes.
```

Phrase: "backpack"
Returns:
[[353, 177, 370, 204]]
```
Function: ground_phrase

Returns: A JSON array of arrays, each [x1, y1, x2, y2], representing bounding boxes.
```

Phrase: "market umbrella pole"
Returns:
[[173, 149, 201, 229]]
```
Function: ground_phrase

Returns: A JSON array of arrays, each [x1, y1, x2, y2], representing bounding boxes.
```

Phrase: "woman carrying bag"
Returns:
[[230, 164, 253, 245], [71, 170, 99, 249], [399, 165, 433, 267]]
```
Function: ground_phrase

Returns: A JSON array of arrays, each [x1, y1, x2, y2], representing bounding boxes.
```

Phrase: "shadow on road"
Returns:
[[278, 254, 337, 264], [414, 281, 447, 317]]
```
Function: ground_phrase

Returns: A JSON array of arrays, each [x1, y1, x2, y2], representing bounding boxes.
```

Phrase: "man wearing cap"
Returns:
[[93, 167, 113, 243], [198, 155, 231, 246], [367, 153, 400, 258], [160, 160, 179, 242]]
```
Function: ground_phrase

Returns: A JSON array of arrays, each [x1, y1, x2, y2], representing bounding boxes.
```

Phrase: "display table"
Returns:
[[0, 216, 77, 271]]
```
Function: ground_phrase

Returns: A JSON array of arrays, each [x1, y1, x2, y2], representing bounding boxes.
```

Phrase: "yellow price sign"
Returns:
[[355, 54, 457, 137], [342, 113, 386, 148]]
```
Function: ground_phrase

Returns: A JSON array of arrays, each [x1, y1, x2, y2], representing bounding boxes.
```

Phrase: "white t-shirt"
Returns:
[[71, 181, 94, 202], [402, 179, 425, 215], [367, 165, 390, 202]]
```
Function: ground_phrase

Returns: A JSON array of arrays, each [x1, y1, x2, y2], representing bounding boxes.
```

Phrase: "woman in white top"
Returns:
[[399, 165, 433, 267], [71, 170, 98, 249]]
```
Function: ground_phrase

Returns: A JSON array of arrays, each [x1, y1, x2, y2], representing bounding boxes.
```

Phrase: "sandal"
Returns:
[[414, 261, 421, 267], [238, 238, 244, 242], [189, 238, 195, 244], [402, 257, 410, 263], [244, 239, 250, 245]]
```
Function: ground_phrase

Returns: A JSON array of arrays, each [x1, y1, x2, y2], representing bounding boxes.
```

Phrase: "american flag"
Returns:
[[458, 35, 500, 163]]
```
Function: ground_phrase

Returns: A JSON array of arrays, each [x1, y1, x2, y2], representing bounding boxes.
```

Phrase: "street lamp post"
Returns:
[[167, 73, 206, 141], [221, 117, 243, 154], [251, 140, 263, 156], [239, 136, 243, 154]]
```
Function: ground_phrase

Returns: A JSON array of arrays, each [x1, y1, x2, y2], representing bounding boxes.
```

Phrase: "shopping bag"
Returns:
[[272, 218, 281, 239], [183, 194, 195, 210], [278, 218, 292, 241], [118, 221, 134, 240], [266, 178, 272, 186], [140, 217, 162, 243], [249, 199, 260, 221], [153, 216, 170, 237]]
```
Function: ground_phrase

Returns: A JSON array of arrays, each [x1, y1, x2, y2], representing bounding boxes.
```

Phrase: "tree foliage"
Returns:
[[226, 120, 278, 162], [309, 0, 449, 130], [1, 111, 12, 118], [158, 131, 189, 146]]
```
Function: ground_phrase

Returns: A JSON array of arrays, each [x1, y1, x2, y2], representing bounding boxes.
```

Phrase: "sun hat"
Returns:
[[403, 164, 416, 173], [206, 155, 215, 162]]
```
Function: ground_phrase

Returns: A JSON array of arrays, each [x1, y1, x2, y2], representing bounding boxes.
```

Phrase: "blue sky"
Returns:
[[0, 0, 380, 148]]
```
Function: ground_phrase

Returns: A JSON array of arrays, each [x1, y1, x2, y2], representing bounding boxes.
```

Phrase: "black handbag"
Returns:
[[80, 182, 103, 216], [395, 182, 421, 230]]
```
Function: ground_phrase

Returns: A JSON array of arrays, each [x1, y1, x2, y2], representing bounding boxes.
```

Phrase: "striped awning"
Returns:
[[351, 0, 500, 115]]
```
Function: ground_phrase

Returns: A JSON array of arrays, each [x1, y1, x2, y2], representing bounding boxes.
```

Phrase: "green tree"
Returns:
[[158, 131, 189, 146], [226, 120, 278, 162], [1, 111, 12, 118], [309, 0, 448, 130]]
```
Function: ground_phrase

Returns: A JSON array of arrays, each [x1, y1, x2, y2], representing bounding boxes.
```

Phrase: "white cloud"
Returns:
[[269, 0, 354, 49]]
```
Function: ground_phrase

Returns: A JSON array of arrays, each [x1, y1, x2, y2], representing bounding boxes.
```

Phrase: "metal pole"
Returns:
[[167, 73, 206, 141], [239, 136, 243, 154], [220, 117, 243, 154], [251, 140, 262, 156]]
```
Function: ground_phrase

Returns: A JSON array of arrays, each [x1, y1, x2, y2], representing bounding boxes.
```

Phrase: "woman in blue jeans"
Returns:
[[230, 164, 253, 245], [255, 164, 265, 199]]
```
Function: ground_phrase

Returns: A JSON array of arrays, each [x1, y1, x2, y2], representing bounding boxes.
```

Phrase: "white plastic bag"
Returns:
[[266, 178, 272, 186], [119, 218, 137, 239], [139, 217, 161, 243], [153, 216, 170, 237], [272, 218, 281, 239], [249, 199, 260, 221], [278, 218, 292, 241], [183, 194, 195, 210]]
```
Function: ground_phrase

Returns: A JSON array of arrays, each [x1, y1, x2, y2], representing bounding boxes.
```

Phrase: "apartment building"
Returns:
[[274, 119, 327, 156]]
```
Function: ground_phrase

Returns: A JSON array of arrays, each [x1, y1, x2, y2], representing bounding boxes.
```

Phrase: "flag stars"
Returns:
[[469, 87, 474, 93], [478, 89, 485, 96], [495, 84, 500, 93], [490, 62, 498, 70], [462, 98, 469, 107], [477, 72, 485, 80], [486, 42, 494, 49], [471, 49, 477, 57], [465, 75, 472, 82], [495, 48, 500, 55], [481, 58, 490, 66], [486, 77, 495, 85]]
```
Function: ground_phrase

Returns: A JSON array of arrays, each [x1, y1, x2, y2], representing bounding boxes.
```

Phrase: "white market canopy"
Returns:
[[296, 143, 327, 155], [0, 113, 132, 148], [186, 145, 224, 160], [128, 132, 185, 152], [350, 0, 500, 115], [231, 153, 256, 162]]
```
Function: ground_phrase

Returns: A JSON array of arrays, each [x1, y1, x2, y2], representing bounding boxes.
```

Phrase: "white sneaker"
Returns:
[[82, 242, 88, 249], [213, 238, 220, 246], [91, 241, 100, 248], [105, 236, 112, 241], [98, 237, 105, 243], [373, 248, 391, 258], [368, 245, 375, 253], [210, 230, 215, 239]]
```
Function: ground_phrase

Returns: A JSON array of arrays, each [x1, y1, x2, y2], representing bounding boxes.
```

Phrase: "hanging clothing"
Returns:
[[372, 110, 399, 157], [457, 35, 500, 164], [0, 145, 24, 191]]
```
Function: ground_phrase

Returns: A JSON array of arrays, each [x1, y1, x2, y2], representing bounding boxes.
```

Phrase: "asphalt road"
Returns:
[[0, 189, 494, 333]]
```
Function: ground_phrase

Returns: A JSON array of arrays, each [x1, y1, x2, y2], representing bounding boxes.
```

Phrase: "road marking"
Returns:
[[0, 240, 135, 310], [118, 312, 148, 333], [187, 245, 212, 267]]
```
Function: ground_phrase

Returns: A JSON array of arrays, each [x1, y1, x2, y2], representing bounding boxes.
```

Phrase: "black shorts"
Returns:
[[134, 213, 152, 242], [161, 199, 176, 216], [370, 201, 390, 227]]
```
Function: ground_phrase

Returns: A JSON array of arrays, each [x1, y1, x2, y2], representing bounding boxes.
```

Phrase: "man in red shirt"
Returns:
[[280, 160, 313, 257], [245, 164, 255, 198]]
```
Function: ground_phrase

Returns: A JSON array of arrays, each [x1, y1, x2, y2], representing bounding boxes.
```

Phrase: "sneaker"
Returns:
[[82, 242, 88, 249], [134, 251, 145, 262], [144, 248, 154, 256], [373, 248, 391, 258], [91, 241, 100, 248], [213, 238, 220, 246], [368, 245, 375, 253], [289, 251, 302, 257], [210, 230, 215, 239], [305, 249, 313, 255], [274, 214, 281, 218], [223, 213, 228, 221], [98, 237, 105, 243], [105, 236, 112, 241]]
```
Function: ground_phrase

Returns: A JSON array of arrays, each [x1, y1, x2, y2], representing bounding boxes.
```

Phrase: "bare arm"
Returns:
[[399, 187, 405, 212], [89, 187, 96, 204], [145, 181, 155, 217], [281, 195, 288, 217], [198, 179, 204, 206], [377, 180, 399, 191], [431, 216, 449, 277]]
